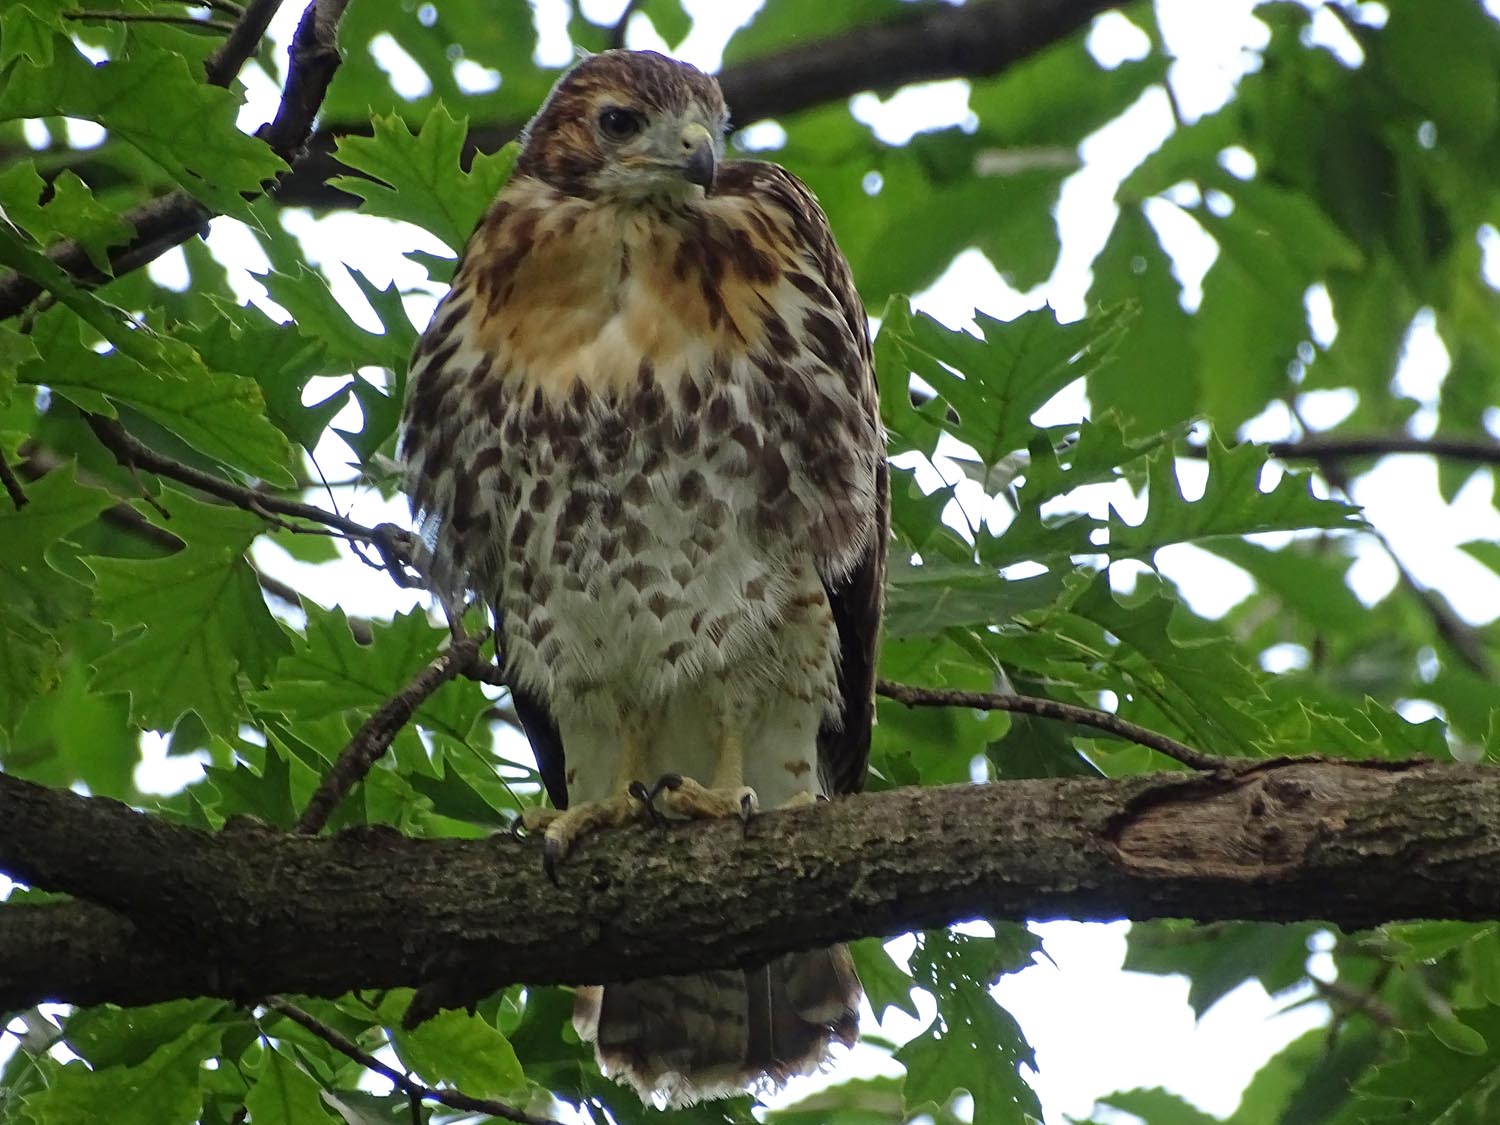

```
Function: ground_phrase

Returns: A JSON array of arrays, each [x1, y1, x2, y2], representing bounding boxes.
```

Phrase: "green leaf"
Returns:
[[884, 558, 1069, 638], [0, 606, 58, 733], [0, 47, 284, 220], [392, 1008, 525, 1099], [849, 937, 920, 1022], [1086, 205, 1199, 435], [1094, 1088, 1221, 1125], [252, 605, 489, 744], [10, 301, 294, 485], [87, 489, 292, 735], [0, 0, 67, 67], [1124, 922, 1315, 1017], [0, 461, 113, 613], [22, 1022, 223, 1125], [331, 105, 516, 252], [245, 1047, 337, 1124], [896, 930, 1042, 1124], [1341, 1002, 1500, 1123], [0, 164, 134, 274], [877, 299, 1129, 469], [1107, 442, 1363, 557]]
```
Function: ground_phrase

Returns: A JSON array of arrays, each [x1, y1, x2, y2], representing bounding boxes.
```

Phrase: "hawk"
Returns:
[[400, 49, 888, 1106]]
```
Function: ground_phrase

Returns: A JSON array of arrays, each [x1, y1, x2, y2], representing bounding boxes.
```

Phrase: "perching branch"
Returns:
[[267, 999, 563, 1125], [3, 757, 1498, 1011], [876, 680, 1228, 771]]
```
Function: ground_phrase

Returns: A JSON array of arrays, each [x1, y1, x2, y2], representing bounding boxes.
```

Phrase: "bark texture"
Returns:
[[2, 757, 1497, 1012]]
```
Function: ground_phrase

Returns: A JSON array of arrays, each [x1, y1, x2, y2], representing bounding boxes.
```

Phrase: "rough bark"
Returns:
[[3, 757, 1498, 1012]]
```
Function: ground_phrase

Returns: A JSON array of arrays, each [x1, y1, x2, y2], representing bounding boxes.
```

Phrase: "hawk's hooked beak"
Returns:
[[679, 122, 717, 189]]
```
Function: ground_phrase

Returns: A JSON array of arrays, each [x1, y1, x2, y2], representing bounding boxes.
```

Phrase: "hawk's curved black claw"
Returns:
[[628, 779, 665, 827], [739, 792, 756, 830], [543, 836, 564, 885]]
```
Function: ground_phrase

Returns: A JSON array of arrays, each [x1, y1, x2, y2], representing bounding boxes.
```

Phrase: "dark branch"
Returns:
[[1192, 434, 1500, 467], [295, 632, 485, 834], [4, 757, 1499, 1010], [83, 415, 424, 587], [876, 679, 1228, 771], [268, 999, 563, 1125]]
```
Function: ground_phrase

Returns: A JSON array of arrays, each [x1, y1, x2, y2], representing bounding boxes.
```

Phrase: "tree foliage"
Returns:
[[3, 1, 1500, 1122]]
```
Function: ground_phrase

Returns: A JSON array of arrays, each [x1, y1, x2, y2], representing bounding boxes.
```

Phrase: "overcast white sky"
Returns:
[[12, 1, 1500, 1121]]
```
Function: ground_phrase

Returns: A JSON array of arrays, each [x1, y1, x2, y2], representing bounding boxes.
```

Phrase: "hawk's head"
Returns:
[[515, 50, 728, 202]]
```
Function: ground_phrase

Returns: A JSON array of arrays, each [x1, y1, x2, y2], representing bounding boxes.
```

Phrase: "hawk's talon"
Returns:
[[543, 835, 564, 885], [628, 779, 665, 827]]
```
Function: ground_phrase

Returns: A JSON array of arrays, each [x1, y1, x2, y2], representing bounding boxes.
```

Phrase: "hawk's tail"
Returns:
[[573, 945, 861, 1107]]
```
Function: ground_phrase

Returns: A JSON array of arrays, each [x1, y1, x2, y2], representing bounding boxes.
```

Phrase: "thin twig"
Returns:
[[295, 633, 484, 834], [266, 999, 563, 1125], [0, 450, 27, 509], [196, 0, 247, 16], [875, 679, 1228, 771], [83, 414, 424, 585], [63, 10, 236, 32], [1189, 434, 1500, 467]]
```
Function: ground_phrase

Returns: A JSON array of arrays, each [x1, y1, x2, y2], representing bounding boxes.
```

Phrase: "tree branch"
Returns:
[[3, 757, 1498, 1011], [876, 680, 1228, 771], [1192, 434, 1500, 467]]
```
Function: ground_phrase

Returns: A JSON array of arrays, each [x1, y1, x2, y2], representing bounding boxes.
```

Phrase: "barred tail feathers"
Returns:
[[574, 946, 861, 1107]]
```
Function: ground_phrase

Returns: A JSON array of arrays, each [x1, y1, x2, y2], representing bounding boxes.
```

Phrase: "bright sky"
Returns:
[[12, 1, 1498, 1121]]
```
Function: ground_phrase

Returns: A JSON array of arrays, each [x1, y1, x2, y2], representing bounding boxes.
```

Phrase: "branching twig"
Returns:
[[295, 632, 484, 834], [876, 679, 1229, 771], [82, 414, 425, 585], [267, 999, 563, 1125]]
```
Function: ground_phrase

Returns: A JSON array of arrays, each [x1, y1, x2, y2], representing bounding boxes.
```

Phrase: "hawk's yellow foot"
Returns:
[[521, 790, 654, 882]]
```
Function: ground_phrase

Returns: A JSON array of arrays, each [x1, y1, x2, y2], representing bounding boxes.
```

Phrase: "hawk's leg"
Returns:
[[649, 728, 759, 824], [521, 725, 655, 880]]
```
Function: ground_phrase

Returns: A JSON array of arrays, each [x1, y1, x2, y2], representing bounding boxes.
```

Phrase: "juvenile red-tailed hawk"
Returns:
[[401, 49, 888, 1106]]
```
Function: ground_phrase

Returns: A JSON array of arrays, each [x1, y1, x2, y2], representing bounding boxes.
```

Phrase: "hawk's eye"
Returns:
[[597, 106, 645, 141]]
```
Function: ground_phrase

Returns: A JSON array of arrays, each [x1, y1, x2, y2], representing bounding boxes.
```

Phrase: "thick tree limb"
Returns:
[[3, 757, 1498, 1011]]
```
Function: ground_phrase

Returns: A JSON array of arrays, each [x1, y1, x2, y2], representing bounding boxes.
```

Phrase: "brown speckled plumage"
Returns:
[[400, 49, 886, 1106]]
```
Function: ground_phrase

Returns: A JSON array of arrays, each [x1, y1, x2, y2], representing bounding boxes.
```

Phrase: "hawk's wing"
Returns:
[[716, 162, 888, 799]]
